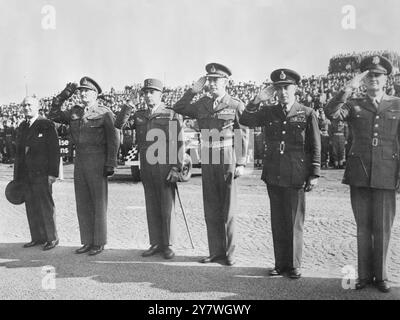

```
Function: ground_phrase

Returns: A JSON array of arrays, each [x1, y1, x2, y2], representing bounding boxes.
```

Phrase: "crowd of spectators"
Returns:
[[329, 50, 400, 74], [1, 51, 400, 164]]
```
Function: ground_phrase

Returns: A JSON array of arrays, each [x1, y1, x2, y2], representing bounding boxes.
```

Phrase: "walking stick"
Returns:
[[174, 183, 195, 249]]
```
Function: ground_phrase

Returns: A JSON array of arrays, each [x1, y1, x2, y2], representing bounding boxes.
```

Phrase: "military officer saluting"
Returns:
[[49, 77, 119, 256], [240, 69, 321, 279], [325, 56, 399, 293], [115, 79, 184, 259], [173, 63, 249, 266]]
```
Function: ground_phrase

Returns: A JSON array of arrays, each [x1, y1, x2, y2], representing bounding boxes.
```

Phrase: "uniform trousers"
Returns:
[[267, 184, 305, 269], [201, 146, 237, 258], [141, 158, 176, 247], [350, 186, 396, 281], [74, 151, 108, 246]]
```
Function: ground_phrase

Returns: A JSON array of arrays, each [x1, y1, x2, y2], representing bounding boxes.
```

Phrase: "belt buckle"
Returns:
[[372, 138, 378, 146]]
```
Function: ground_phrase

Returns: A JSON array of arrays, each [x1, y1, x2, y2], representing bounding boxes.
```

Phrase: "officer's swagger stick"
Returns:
[[174, 184, 195, 249]]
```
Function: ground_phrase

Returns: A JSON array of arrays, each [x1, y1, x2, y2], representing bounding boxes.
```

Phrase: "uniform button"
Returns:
[[374, 124, 379, 128], [283, 121, 287, 125], [280, 151, 284, 155], [374, 132, 378, 136], [282, 131, 286, 135], [376, 115, 380, 119]]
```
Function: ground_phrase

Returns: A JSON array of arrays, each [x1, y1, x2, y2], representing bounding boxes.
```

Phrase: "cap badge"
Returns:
[[373, 56, 380, 65], [280, 71, 287, 80], [210, 65, 216, 73]]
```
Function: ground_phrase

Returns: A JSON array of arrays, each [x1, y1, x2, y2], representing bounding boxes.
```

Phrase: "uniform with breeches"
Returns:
[[173, 90, 248, 260]]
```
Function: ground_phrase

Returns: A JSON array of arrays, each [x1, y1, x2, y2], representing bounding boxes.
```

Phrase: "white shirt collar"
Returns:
[[28, 114, 39, 126]]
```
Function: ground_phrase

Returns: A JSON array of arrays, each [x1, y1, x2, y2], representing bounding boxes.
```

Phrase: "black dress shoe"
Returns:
[[374, 280, 391, 293], [355, 278, 373, 290], [23, 241, 44, 248], [88, 245, 104, 256], [75, 244, 92, 254], [199, 254, 226, 264], [43, 240, 59, 251], [163, 247, 175, 259], [142, 245, 162, 257], [269, 267, 284, 276], [288, 268, 302, 279]]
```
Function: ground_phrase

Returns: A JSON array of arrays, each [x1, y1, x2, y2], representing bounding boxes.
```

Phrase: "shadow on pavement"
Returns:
[[0, 243, 399, 300]]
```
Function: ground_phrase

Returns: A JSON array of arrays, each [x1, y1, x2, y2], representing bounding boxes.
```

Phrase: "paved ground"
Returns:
[[0, 163, 399, 300]]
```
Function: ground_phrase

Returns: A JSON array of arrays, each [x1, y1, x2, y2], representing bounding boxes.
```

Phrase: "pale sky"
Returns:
[[1, 0, 400, 103]]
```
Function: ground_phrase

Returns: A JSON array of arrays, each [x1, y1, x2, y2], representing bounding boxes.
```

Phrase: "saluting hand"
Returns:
[[345, 71, 369, 91], [254, 85, 276, 104], [192, 76, 207, 94], [127, 91, 140, 111]]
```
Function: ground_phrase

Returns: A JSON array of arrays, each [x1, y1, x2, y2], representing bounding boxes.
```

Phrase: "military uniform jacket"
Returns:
[[240, 102, 321, 187], [172, 90, 248, 165], [14, 117, 60, 182], [49, 102, 119, 168], [115, 103, 184, 169], [325, 90, 400, 190]]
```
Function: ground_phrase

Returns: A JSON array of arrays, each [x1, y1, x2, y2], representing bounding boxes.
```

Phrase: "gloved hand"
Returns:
[[234, 165, 245, 179], [58, 82, 78, 101], [103, 166, 115, 177], [304, 176, 319, 192], [192, 76, 207, 94], [48, 176, 57, 184], [166, 167, 180, 183]]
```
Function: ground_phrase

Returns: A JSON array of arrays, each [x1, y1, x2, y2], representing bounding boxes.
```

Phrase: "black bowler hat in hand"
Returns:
[[359, 55, 393, 75], [270, 68, 301, 86], [5, 180, 28, 205], [205, 63, 232, 78], [77, 76, 102, 94]]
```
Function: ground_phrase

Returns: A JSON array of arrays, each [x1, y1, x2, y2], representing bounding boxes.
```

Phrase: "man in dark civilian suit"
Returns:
[[14, 96, 60, 250]]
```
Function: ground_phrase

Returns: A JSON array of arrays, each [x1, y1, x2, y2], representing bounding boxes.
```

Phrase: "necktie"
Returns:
[[213, 98, 220, 110], [282, 105, 288, 116]]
